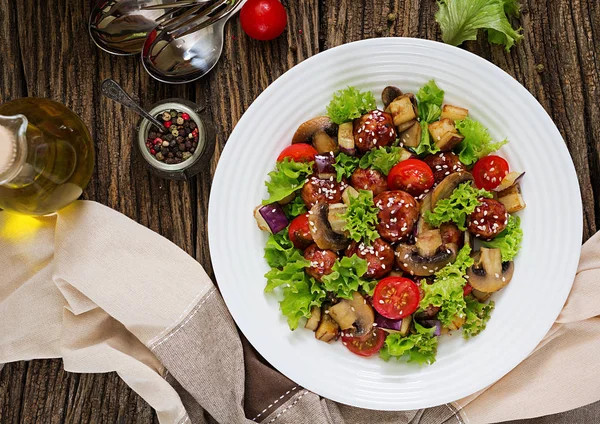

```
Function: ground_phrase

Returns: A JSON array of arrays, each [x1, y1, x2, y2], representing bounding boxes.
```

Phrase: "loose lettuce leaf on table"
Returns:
[[327, 86, 377, 125]]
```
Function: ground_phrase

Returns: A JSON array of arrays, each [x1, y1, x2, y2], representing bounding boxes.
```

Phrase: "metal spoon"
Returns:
[[141, 0, 245, 84], [101, 79, 167, 133]]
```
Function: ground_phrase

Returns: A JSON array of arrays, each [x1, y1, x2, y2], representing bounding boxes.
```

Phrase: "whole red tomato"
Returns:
[[240, 0, 288, 41]]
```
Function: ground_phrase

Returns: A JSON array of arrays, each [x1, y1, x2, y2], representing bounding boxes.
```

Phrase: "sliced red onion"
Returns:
[[314, 153, 336, 180], [339, 146, 356, 156], [375, 314, 403, 331], [419, 319, 442, 336], [258, 203, 289, 234]]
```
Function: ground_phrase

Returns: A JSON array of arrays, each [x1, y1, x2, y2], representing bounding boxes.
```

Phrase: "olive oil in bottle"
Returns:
[[0, 98, 95, 215]]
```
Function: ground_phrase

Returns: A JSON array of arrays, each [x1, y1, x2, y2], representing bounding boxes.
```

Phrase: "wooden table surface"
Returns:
[[1, 0, 599, 422]]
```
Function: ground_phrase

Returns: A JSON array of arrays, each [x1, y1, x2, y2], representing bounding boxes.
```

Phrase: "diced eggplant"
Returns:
[[441, 104, 469, 121], [315, 312, 339, 342], [314, 153, 337, 180], [342, 186, 359, 205], [337, 122, 355, 156], [494, 171, 525, 192], [447, 315, 466, 331], [498, 183, 526, 213], [313, 131, 339, 154], [416, 229, 443, 257], [396, 119, 417, 133], [387, 95, 418, 127], [254, 204, 288, 234], [428, 118, 464, 151], [400, 121, 421, 148], [305, 306, 322, 331], [327, 203, 348, 235], [254, 206, 271, 233]]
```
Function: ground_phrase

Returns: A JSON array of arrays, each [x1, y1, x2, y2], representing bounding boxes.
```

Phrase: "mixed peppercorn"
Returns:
[[146, 109, 199, 164]]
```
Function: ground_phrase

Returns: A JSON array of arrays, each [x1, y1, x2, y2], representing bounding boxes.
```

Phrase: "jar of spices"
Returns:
[[135, 99, 214, 180]]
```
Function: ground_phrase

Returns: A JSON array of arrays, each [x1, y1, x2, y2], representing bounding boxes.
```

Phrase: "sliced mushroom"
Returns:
[[467, 247, 515, 293], [441, 104, 469, 121], [396, 119, 418, 133], [292, 116, 338, 145], [395, 242, 458, 277], [498, 183, 526, 213], [431, 171, 474, 207], [315, 311, 339, 342], [416, 229, 443, 257], [428, 118, 465, 151], [313, 130, 339, 154], [382, 86, 403, 108], [308, 202, 350, 251], [305, 306, 322, 331], [400, 121, 422, 148], [327, 203, 348, 235], [328, 292, 375, 337]]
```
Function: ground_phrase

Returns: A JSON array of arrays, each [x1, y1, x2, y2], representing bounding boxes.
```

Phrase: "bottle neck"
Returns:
[[0, 116, 28, 185]]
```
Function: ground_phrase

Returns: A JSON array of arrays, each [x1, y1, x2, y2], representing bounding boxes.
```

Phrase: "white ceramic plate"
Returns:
[[208, 38, 582, 410]]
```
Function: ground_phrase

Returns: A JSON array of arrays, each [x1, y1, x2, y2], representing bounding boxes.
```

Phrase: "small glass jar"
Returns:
[[135, 99, 214, 180]]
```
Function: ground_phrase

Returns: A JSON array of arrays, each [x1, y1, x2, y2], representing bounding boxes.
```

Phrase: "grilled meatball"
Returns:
[[467, 198, 508, 240], [373, 191, 419, 243], [304, 244, 338, 282], [424, 152, 466, 184], [301, 174, 344, 208], [345, 238, 394, 279], [440, 222, 462, 246], [353, 110, 396, 154], [350, 168, 388, 196]]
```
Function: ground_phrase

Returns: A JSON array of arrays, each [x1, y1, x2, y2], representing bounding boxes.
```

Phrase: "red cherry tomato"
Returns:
[[463, 284, 473, 297], [288, 214, 313, 250], [387, 159, 435, 196], [373, 277, 420, 320], [240, 0, 288, 41], [342, 328, 386, 357], [277, 144, 318, 163], [472, 155, 510, 191]]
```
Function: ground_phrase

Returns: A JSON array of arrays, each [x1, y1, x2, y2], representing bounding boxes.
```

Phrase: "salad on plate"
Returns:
[[253, 81, 525, 364]]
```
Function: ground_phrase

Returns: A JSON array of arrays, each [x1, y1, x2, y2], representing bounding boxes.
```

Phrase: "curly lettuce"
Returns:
[[413, 80, 444, 156], [321, 255, 369, 300], [282, 196, 307, 219], [263, 158, 313, 205], [359, 146, 411, 175], [264, 230, 295, 269], [424, 182, 493, 230], [454, 117, 508, 166], [334, 152, 360, 182], [340, 190, 380, 244], [327, 86, 377, 125], [280, 277, 326, 330], [481, 215, 523, 261], [420, 245, 474, 327], [435, 0, 524, 52], [462, 295, 495, 339], [379, 322, 438, 365]]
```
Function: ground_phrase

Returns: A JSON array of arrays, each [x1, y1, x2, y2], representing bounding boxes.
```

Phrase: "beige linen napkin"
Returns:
[[1, 200, 598, 424]]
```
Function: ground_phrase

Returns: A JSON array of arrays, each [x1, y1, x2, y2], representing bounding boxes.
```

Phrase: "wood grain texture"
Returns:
[[1, 0, 599, 422]]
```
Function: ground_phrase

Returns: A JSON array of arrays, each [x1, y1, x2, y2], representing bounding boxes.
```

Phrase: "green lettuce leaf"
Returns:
[[379, 322, 438, 364], [263, 158, 313, 205], [424, 182, 493, 230], [280, 277, 327, 330], [321, 255, 369, 300], [359, 146, 411, 175], [264, 230, 295, 269], [264, 249, 309, 293], [327, 86, 377, 125], [454, 117, 508, 166], [360, 279, 379, 297], [481, 215, 523, 261], [334, 152, 360, 182], [462, 295, 495, 339], [413, 121, 440, 156], [417, 80, 445, 123], [435, 0, 524, 52], [283, 196, 307, 219], [420, 245, 474, 327], [340, 190, 380, 244]]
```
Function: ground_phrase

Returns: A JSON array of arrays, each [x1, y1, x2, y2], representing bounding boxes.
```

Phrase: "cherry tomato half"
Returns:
[[277, 144, 318, 163], [342, 328, 386, 357], [288, 214, 313, 250], [463, 283, 473, 297], [373, 277, 420, 320], [387, 159, 435, 197], [240, 0, 288, 41], [472, 155, 509, 191]]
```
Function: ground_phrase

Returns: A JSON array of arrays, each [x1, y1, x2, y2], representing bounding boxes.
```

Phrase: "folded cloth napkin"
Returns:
[[1, 201, 599, 424]]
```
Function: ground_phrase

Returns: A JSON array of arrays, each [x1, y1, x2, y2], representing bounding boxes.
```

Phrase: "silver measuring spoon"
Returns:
[[141, 0, 245, 84], [101, 79, 168, 133]]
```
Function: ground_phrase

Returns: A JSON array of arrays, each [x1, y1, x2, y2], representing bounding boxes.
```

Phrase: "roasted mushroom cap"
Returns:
[[431, 171, 474, 207], [382, 86, 403, 108], [466, 247, 515, 293], [395, 242, 458, 277], [308, 202, 350, 251], [292, 116, 338, 145], [328, 292, 375, 337]]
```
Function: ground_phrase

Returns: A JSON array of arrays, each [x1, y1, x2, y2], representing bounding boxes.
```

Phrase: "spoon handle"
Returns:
[[101, 79, 167, 132]]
